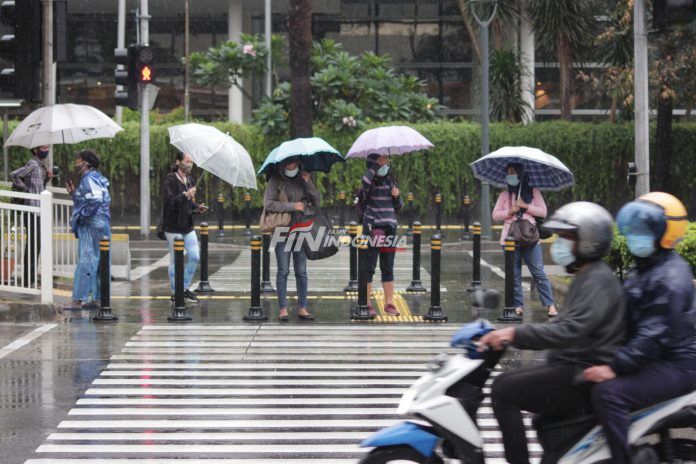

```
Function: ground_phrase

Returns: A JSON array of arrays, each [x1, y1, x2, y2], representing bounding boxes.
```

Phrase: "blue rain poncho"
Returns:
[[70, 170, 111, 302]]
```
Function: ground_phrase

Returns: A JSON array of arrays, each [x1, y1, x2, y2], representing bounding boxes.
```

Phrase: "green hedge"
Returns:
[[606, 223, 696, 276], [3, 120, 696, 221]]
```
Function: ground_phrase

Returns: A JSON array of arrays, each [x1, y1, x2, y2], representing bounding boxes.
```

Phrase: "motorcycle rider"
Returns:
[[584, 192, 696, 464], [478, 202, 626, 464]]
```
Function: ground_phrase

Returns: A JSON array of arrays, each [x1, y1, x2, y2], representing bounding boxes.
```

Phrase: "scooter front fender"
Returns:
[[361, 421, 440, 458]]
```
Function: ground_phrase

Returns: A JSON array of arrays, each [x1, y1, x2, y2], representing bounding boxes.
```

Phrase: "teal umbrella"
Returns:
[[257, 137, 345, 175]]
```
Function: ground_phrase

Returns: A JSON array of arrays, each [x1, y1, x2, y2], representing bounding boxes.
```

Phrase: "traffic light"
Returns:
[[0, 0, 42, 101], [654, 0, 696, 29], [114, 45, 154, 110]]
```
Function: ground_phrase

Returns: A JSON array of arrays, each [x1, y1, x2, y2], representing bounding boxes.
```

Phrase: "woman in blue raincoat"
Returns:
[[63, 149, 111, 310]]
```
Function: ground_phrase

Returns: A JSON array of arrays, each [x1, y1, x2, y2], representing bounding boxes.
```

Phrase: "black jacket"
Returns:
[[162, 171, 198, 234], [611, 250, 696, 375], [514, 261, 627, 367]]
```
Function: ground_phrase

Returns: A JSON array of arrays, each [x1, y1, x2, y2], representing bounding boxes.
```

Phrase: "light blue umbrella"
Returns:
[[257, 137, 345, 175]]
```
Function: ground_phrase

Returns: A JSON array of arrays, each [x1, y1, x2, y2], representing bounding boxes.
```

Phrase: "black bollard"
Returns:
[[406, 222, 426, 292], [435, 193, 442, 231], [461, 195, 471, 240], [261, 232, 276, 293], [343, 221, 359, 292], [169, 235, 192, 321], [351, 235, 373, 320], [93, 236, 118, 321], [468, 222, 482, 292], [196, 222, 214, 292], [424, 234, 447, 321], [216, 192, 225, 237], [338, 191, 347, 235], [243, 191, 252, 236], [498, 237, 522, 322], [244, 236, 268, 321], [406, 192, 414, 236]]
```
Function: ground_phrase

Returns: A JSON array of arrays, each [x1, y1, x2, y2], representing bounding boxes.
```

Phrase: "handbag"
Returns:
[[260, 186, 292, 234], [299, 210, 339, 260], [508, 191, 539, 247]]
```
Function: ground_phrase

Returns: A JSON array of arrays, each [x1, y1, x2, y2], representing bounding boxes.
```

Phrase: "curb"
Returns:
[[0, 301, 66, 323]]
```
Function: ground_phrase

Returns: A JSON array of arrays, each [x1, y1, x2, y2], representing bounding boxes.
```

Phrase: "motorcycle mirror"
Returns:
[[471, 289, 500, 311]]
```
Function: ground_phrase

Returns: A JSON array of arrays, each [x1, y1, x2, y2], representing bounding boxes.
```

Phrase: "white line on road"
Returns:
[[0, 324, 57, 360]]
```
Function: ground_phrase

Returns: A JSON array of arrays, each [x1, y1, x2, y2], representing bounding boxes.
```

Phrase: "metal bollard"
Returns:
[[498, 237, 522, 322], [406, 192, 415, 236], [244, 236, 267, 321], [93, 236, 117, 321], [343, 221, 359, 292], [468, 222, 482, 292], [424, 234, 447, 321], [351, 235, 373, 320], [406, 222, 426, 292], [435, 193, 442, 231], [196, 222, 214, 293], [461, 195, 471, 240], [338, 191, 347, 235], [243, 191, 252, 236], [169, 235, 192, 321], [261, 232, 276, 293], [216, 192, 225, 237]]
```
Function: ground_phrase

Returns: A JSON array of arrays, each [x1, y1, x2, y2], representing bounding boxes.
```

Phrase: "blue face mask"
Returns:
[[550, 237, 576, 266], [506, 174, 519, 186], [377, 164, 390, 177], [626, 234, 656, 258]]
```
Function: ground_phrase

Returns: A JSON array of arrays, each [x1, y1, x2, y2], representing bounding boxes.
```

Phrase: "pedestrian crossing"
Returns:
[[202, 245, 445, 293], [25, 324, 540, 464]]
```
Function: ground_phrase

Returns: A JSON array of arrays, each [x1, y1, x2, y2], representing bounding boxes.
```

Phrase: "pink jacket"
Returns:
[[492, 188, 547, 245]]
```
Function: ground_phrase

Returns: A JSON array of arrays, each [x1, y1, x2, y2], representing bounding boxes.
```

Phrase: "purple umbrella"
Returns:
[[346, 125, 434, 158]]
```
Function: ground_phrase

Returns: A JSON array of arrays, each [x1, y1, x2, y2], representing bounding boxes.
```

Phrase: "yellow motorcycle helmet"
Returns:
[[630, 192, 688, 249]]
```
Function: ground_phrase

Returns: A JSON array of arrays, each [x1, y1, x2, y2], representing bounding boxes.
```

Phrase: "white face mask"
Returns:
[[550, 237, 576, 267], [284, 167, 299, 178]]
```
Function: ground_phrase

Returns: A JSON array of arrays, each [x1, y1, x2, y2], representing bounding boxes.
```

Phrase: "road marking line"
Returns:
[[0, 324, 56, 360]]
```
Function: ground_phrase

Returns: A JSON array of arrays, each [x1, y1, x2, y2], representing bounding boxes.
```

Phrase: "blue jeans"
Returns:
[[514, 243, 554, 308], [275, 241, 308, 309], [72, 219, 110, 302], [165, 231, 200, 292]]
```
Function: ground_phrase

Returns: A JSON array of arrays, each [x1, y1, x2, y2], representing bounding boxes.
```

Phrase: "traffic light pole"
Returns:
[[42, 0, 55, 170], [140, 0, 151, 238], [115, 0, 126, 125], [634, 0, 650, 198]]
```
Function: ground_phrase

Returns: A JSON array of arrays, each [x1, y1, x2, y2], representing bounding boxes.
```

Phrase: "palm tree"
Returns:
[[288, 0, 313, 137], [526, 0, 598, 120]]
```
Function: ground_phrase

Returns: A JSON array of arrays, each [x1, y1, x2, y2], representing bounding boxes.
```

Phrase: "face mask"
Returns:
[[506, 174, 519, 186], [377, 164, 390, 177], [626, 234, 656, 258], [180, 162, 193, 174], [37, 149, 49, 159], [550, 237, 576, 266], [75, 161, 87, 174], [284, 167, 299, 178]]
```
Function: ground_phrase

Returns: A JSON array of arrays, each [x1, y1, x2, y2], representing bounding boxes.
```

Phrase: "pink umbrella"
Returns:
[[346, 125, 434, 158]]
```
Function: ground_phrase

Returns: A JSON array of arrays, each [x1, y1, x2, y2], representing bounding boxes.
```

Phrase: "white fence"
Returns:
[[48, 187, 78, 278], [0, 189, 53, 303]]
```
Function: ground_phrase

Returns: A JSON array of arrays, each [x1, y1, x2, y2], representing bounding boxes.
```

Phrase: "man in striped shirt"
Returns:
[[361, 153, 404, 316], [10, 145, 52, 286]]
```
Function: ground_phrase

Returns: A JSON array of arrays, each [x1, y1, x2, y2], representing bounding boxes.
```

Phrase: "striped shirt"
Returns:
[[10, 157, 48, 207], [361, 167, 403, 230]]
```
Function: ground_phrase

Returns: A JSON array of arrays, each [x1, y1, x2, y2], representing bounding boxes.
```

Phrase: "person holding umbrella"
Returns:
[[492, 163, 558, 317], [63, 149, 111, 310], [263, 157, 320, 321]]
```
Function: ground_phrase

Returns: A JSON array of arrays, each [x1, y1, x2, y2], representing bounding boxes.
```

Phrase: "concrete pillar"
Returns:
[[520, 11, 535, 125], [228, 0, 244, 123]]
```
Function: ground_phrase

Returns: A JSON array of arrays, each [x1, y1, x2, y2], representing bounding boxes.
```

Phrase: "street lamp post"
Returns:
[[471, 0, 498, 240]]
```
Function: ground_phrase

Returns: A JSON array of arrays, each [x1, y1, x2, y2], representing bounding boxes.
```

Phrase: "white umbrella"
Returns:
[[168, 123, 257, 190], [4, 104, 123, 148]]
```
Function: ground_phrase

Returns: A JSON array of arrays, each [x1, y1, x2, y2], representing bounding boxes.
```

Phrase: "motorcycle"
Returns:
[[359, 318, 696, 464]]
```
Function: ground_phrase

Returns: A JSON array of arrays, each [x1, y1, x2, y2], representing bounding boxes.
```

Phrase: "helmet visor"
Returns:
[[616, 201, 666, 238]]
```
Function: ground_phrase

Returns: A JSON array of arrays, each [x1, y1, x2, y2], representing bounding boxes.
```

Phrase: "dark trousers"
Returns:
[[491, 363, 593, 464], [22, 212, 41, 286], [363, 225, 396, 283], [592, 361, 696, 464]]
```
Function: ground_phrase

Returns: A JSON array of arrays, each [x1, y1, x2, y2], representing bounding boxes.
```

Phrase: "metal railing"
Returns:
[[0, 189, 53, 303], [47, 187, 77, 278]]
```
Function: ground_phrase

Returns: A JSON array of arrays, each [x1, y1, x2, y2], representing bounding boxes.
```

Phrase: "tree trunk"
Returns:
[[288, 0, 313, 137], [557, 35, 573, 120], [609, 95, 617, 123], [655, 95, 673, 192]]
